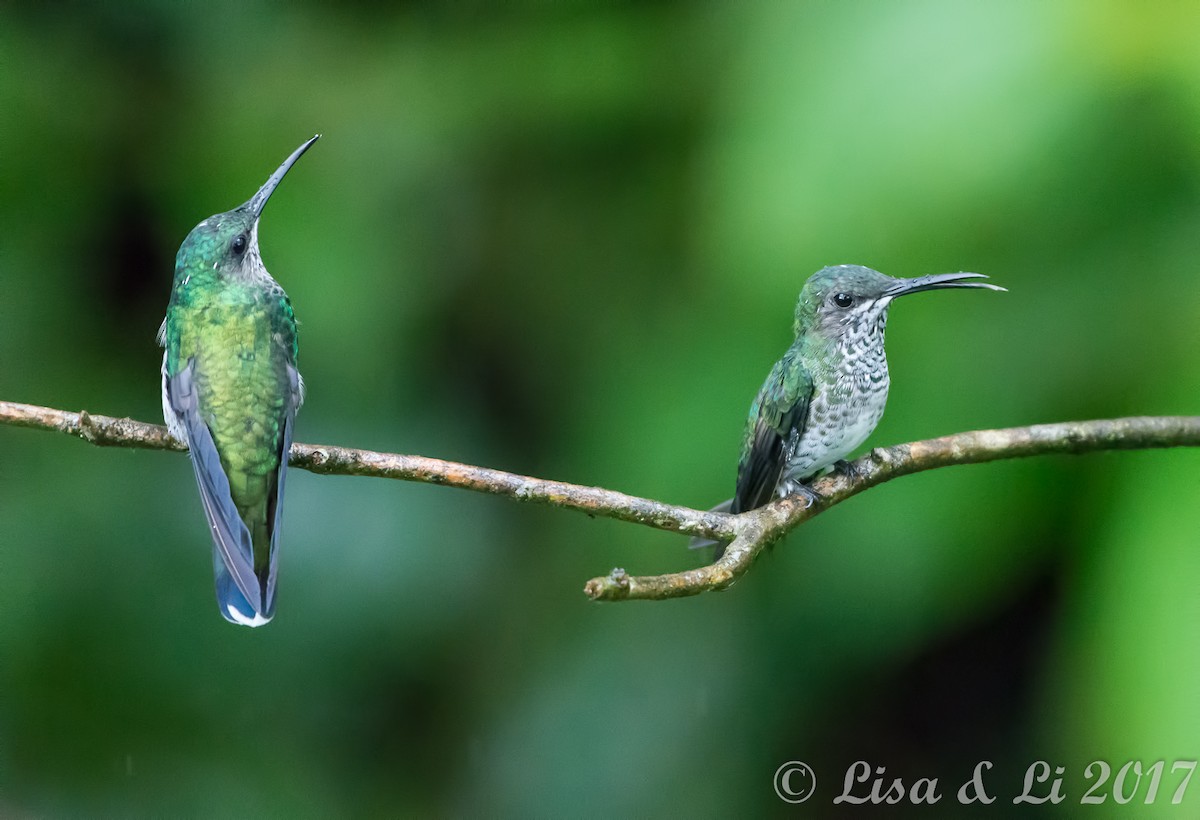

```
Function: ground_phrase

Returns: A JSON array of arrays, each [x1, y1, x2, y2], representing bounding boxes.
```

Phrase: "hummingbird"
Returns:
[[694, 264, 1004, 558], [159, 135, 319, 626]]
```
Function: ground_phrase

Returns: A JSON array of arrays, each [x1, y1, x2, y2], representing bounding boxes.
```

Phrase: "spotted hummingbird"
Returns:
[[694, 264, 1004, 557], [159, 135, 318, 626]]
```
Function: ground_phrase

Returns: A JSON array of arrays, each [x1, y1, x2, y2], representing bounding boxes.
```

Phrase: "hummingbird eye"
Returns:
[[833, 292, 854, 309], [231, 234, 247, 256]]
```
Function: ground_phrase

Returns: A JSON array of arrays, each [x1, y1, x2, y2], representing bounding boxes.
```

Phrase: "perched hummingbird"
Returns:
[[159, 135, 319, 626], [695, 264, 1004, 557]]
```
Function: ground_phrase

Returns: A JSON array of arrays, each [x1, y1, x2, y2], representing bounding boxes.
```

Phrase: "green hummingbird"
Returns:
[[159, 135, 319, 626], [695, 264, 1004, 557]]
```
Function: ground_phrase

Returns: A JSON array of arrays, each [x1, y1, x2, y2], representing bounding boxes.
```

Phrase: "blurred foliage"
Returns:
[[2, 1, 1199, 816]]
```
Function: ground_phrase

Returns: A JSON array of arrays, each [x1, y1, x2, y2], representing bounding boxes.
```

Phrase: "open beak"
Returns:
[[884, 272, 1006, 298], [248, 134, 321, 219]]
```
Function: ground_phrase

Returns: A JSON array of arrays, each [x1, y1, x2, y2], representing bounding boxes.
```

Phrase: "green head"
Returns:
[[174, 135, 320, 282], [793, 264, 1004, 340]]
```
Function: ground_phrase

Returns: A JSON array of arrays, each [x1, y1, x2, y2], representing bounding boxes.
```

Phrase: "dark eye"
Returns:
[[231, 234, 247, 255], [833, 292, 854, 308]]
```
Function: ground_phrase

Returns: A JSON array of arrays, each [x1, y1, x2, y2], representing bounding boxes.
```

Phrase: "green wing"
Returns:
[[732, 349, 813, 514]]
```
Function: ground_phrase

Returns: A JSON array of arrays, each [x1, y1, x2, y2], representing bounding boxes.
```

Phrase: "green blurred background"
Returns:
[[2, 1, 1199, 816]]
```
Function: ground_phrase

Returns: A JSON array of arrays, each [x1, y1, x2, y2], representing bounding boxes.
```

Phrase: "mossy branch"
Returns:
[[3, 400, 1197, 602]]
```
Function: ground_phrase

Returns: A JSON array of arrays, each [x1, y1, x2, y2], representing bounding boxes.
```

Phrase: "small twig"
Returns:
[[3, 400, 1198, 603]]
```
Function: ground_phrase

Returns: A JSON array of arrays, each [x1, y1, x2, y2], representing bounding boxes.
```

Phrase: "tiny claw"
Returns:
[[780, 479, 820, 508], [834, 459, 864, 481]]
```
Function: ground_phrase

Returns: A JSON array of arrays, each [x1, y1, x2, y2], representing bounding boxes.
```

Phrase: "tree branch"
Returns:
[[0, 401, 735, 538], [583, 415, 1200, 600], [3, 401, 1198, 603]]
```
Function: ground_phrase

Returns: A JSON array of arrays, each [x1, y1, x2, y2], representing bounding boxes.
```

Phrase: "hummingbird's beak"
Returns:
[[884, 272, 1006, 298], [247, 134, 321, 219]]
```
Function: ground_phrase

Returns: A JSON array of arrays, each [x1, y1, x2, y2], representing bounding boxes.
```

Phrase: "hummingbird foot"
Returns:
[[833, 458, 866, 481], [779, 479, 820, 508]]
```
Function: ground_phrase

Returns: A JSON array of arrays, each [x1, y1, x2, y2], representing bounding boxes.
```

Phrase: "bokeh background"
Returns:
[[2, 1, 1199, 816]]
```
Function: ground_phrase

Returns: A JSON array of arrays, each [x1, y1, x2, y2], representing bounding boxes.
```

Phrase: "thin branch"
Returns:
[[0, 401, 735, 539], [3, 401, 1198, 603], [583, 415, 1200, 600]]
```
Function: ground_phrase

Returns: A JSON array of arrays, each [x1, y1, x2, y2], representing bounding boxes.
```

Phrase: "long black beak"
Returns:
[[248, 134, 320, 218], [884, 272, 1006, 298]]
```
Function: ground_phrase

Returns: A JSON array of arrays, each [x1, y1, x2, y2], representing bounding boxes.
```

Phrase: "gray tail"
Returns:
[[688, 498, 734, 558]]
